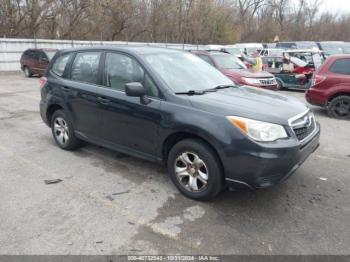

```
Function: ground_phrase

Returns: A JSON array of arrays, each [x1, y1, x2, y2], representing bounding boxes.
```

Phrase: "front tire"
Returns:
[[327, 96, 350, 119], [51, 110, 80, 150], [167, 139, 223, 200], [276, 79, 285, 90]]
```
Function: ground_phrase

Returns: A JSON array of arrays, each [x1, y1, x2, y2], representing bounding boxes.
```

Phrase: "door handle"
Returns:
[[97, 97, 110, 105], [62, 86, 70, 92]]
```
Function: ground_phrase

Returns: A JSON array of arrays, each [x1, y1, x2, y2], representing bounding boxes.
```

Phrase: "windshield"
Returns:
[[212, 54, 247, 70], [45, 51, 57, 61], [143, 52, 233, 93]]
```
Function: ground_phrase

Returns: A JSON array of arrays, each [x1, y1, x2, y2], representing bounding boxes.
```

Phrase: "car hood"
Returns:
[[222, 69, 274, 78], [188, 86, 308, 125]]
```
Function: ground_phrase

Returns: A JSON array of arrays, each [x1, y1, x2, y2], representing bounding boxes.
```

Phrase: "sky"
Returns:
[[319, 0, 350, 14]]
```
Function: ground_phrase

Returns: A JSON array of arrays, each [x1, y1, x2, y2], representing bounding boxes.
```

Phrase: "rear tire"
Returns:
[[23, 66, 32, 77], [327, 96, 350, 119], [51, 110, 80, 150], [167, 139, 223, 201]]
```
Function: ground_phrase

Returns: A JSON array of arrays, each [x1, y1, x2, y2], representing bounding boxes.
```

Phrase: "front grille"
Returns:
[[293, 119, 315, 141], [259, 78, 276, 86], [289, 111, 316, 142]]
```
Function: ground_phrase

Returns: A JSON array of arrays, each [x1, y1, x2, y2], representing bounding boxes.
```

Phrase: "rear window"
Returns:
[[330, 59, 350, 75], [51, 53, 71, 77]]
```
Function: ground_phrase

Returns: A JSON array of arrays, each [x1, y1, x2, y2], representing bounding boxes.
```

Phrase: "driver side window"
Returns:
[[104, 52, 159, 97]]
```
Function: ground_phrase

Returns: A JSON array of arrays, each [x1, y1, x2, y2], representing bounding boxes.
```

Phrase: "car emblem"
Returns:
[[304, 115, 312, 127]]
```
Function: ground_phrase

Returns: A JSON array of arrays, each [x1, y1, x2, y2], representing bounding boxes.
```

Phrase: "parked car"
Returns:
[[221, 45, 242, 57], [20, 48, 58, 77], [341, 42, 350, 54], [192, 51, 277, 90], [317, 41, 344, 59], [223, 43, 264, 56], [40, 47, 320, 200], [306, 55, 350, 119], [276, 41, 320, 51], [262, 56, 314, 90]]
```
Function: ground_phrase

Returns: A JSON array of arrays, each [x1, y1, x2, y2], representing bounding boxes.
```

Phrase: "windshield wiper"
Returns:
[[175, 90, 205, 95], [175, 85, 236, 95], [204, 84, 236, 92]]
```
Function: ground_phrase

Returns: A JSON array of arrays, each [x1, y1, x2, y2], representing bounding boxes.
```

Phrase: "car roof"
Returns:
[[59, 46, 184, 56], [27, 48, 58, 51], [191, 50, 231, 56]]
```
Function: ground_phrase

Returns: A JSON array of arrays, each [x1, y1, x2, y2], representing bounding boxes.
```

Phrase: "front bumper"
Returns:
[[224, 124, 320, 189], [258, 84, 278, 91]]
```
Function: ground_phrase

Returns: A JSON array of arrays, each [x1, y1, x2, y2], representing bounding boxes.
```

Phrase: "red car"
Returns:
[[192, 51, 277, 90], [20, 48, 58, 77], [306, 55, 350, 119]]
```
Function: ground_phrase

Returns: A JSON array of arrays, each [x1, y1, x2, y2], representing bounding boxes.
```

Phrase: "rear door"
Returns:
[[58, 51, 105, 140], [98, 52, 162, 159]]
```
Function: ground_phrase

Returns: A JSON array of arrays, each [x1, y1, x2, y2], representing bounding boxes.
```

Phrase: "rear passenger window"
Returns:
[[330, 59, 350, 75], [52, 53, 71, 77], [71, 52, 101, 84]]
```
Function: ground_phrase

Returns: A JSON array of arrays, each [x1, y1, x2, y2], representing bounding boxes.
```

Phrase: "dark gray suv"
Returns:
[[39, 46, 320, 200]]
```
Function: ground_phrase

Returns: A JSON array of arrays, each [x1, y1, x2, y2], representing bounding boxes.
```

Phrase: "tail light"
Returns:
[[311, 74, 326, 87], [39, 77, 47, 89]]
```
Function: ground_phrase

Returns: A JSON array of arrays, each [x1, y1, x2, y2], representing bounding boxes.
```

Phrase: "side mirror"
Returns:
[[125, 82, 145, 97], [125, 82, 150, 104]]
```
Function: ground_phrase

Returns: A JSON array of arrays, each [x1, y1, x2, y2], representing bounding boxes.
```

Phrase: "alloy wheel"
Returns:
[[332, 99, 350, 118], [174, 152, 209, 192], [53, 117, 69, 145]]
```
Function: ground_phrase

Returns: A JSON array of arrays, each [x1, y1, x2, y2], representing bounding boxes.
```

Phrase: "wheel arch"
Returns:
[[161, 131, 224, 173], [328, 91, 350, 104], [46, 104, 64, 127]]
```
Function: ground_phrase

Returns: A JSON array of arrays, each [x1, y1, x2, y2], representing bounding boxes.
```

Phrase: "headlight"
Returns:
[[242, 77, 261, 85], [226, 116, 288, 142]]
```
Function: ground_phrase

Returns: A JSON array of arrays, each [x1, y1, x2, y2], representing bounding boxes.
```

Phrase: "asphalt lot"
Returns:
[[0, 73, 350, 255]]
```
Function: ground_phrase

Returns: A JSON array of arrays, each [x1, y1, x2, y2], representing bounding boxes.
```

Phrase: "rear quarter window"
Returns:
[[330, 59, 350, 75], [51, 53, 72, 77]]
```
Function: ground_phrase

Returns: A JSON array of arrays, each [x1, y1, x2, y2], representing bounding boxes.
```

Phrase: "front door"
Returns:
[[98, 52, 162, 159]]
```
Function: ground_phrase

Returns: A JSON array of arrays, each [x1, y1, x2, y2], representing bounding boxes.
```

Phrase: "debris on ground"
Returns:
[[320, 177, 328, 181], [129, 249, 143, 252], [112, 190, 129, 196], [128, 221, 135, 225], [106, 195, 114, 201], [96, 241, 103, 244], [44, 179, 63, 184]]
